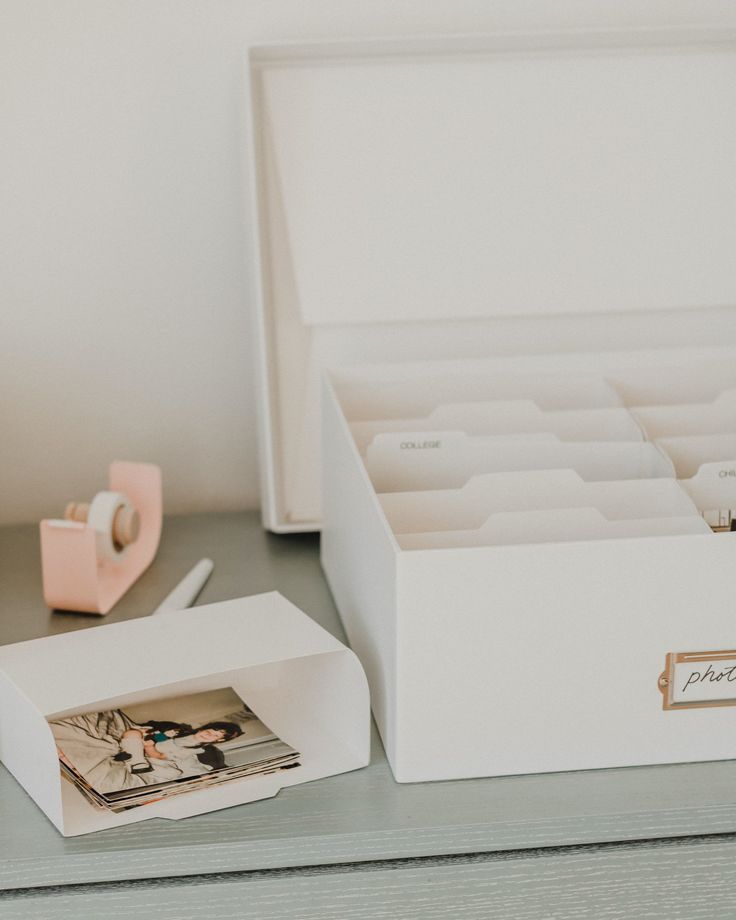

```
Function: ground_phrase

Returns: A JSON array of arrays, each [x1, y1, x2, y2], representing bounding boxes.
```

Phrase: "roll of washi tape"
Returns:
[[87, 491, 136, 561]]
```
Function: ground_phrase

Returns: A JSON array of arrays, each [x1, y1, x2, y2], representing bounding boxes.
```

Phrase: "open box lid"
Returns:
[[246, 9, 736, 532]]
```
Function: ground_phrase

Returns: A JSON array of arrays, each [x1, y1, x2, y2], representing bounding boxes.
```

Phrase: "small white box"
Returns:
[[0, 593, 370, 835], [247, 13, 736, 781]]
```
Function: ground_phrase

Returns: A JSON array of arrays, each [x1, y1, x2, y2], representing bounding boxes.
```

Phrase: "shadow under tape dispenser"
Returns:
[[39, 461, 163, 615]]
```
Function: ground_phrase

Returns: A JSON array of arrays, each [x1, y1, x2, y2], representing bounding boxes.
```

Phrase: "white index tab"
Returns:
[[398, 507, 710, 550], [365, 433, 675, 493], [380, 473, 699, 535], [351, 402, 644, 453]]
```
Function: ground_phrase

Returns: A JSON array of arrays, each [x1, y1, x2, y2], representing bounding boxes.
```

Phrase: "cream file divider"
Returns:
[[338, 372, 623, 422], [350, 402, 644, 453], [657, 434, 736, 529], [365, 433, 675, 494], [397, 507, 711, 550], [658, 433, 736, 479], [609, 364, 736, 408], [631, 389, 736, 439], [379, 473, 700, 536]]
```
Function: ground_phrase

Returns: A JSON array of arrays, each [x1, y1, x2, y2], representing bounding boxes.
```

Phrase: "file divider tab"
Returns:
[[397, 507, 710, 550], [366, 434, 676, 494], [351, 402, 645, 454], [380, 473, 701, 535], [632, 388, 736, 439]]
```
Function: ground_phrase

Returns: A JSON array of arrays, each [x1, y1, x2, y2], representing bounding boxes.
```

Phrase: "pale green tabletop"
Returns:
[[2, 512, 736, 918]]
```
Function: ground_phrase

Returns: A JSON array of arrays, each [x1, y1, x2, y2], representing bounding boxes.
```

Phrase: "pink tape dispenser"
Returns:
[[40, 461, 163, 614]]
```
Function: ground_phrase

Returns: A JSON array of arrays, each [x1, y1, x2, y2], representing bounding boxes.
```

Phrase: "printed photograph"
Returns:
[[50, 687, 300, 812]]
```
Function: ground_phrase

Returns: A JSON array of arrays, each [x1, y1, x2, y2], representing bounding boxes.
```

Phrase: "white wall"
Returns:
[[1, 0, 731, 524]]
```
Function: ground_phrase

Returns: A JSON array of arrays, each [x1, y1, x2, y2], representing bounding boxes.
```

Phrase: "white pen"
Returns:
[[152, 558, 214, 615]]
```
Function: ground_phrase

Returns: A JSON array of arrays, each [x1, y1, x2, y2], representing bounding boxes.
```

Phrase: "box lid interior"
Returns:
[[248, 20, 736, 531]]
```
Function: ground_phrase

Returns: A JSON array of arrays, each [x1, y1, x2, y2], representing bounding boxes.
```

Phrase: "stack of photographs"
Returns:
[[50, 687, 300, 813]]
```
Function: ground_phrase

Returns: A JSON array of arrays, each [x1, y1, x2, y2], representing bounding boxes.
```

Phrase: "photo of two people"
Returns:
[[50, 687, 300, 812]]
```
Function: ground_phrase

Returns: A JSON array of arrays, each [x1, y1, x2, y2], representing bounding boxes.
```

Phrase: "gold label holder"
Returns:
[[659, 650, 736, 711]]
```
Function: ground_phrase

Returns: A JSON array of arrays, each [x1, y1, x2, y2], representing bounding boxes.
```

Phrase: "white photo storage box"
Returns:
[[0, 593, 370, 836], [247, 11, 736, 781]]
